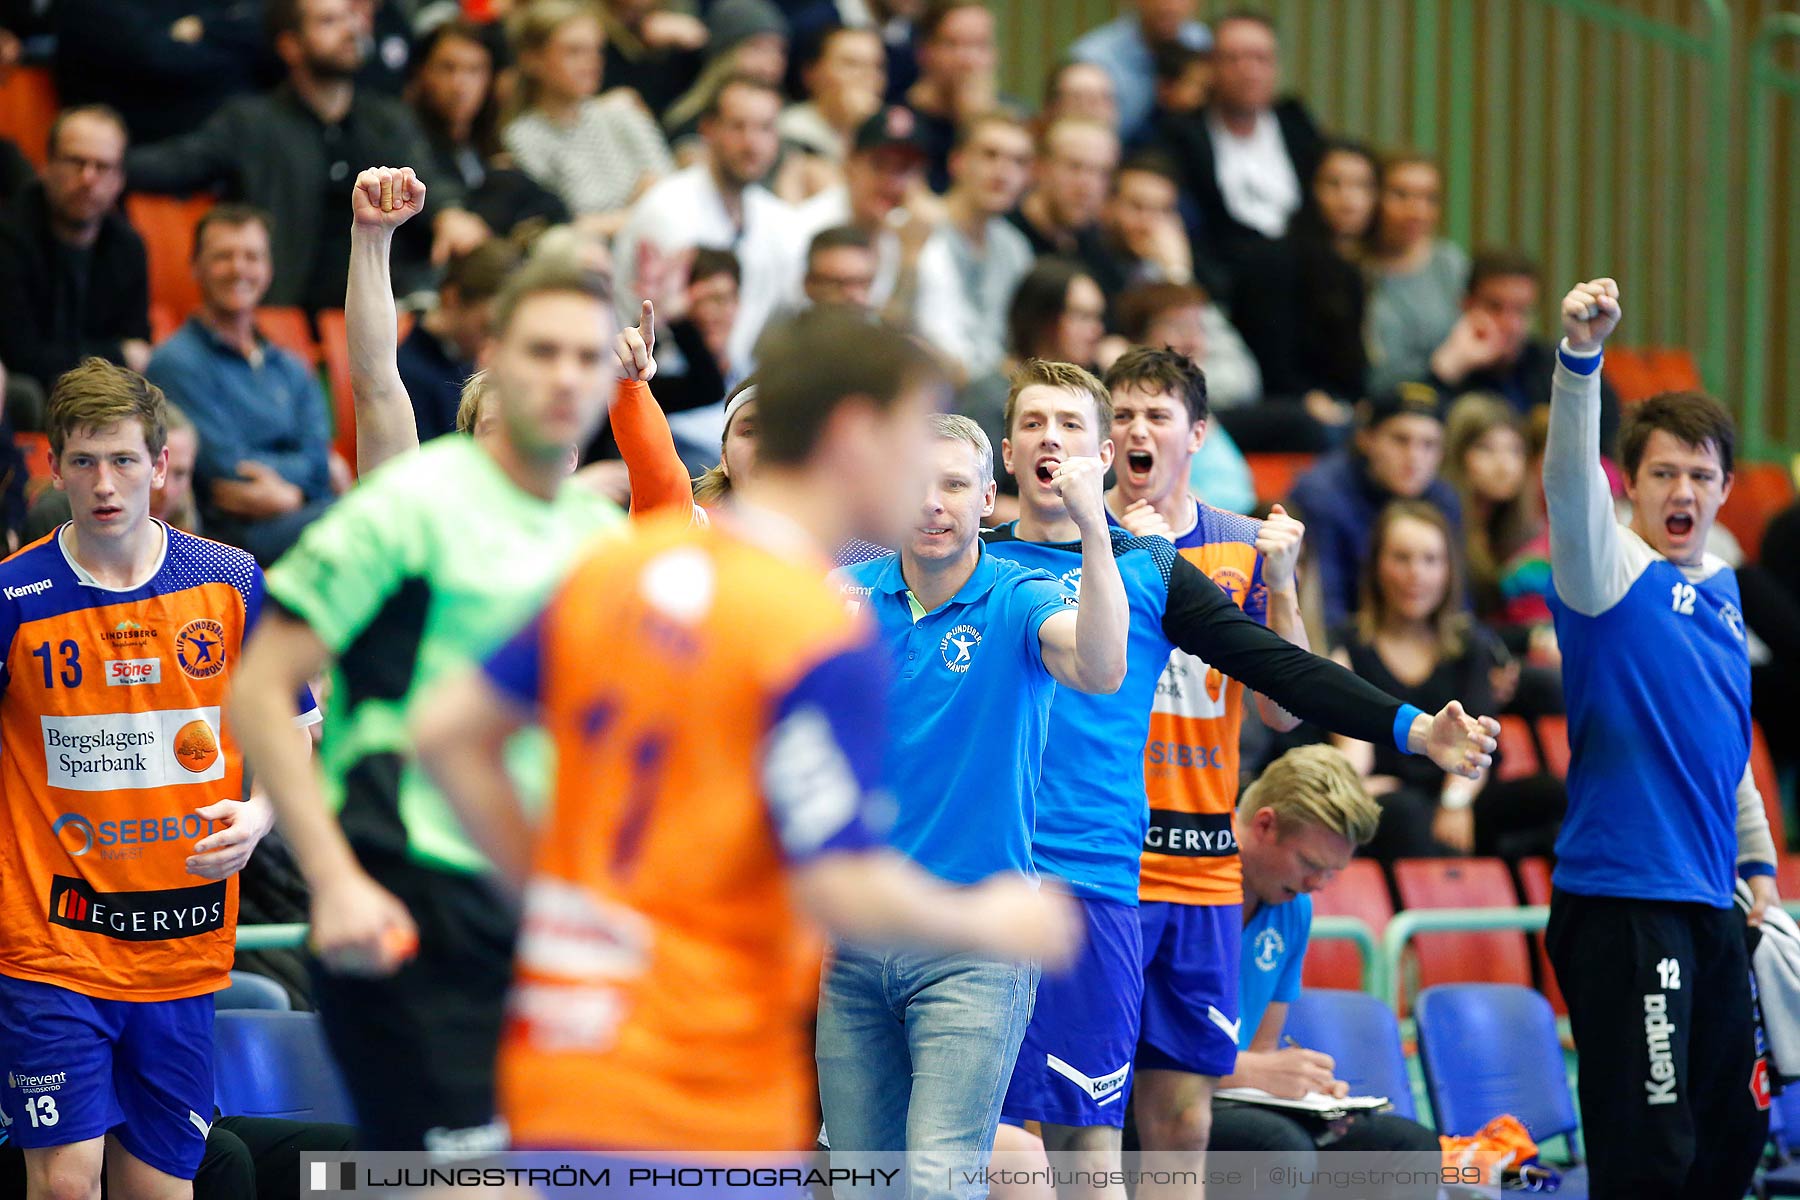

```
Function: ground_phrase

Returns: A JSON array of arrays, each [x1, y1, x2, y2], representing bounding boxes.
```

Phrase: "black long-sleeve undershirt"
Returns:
[[1161, 555, 1411, 749]]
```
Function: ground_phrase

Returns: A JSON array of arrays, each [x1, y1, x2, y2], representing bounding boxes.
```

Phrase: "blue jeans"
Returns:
[[816, 945, 1039, 1200]]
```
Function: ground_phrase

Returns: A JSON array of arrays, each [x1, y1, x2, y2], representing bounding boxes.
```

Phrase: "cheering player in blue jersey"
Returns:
[[981, 358, 1500, 1191], [1543, 278, 1778, 1200]]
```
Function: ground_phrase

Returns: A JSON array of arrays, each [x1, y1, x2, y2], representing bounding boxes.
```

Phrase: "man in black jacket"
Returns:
[[1428, 249, 1623, 454], [1156, 11, 1321, 274], [127, 0, 487, 310], [0, 105, 151, 393]]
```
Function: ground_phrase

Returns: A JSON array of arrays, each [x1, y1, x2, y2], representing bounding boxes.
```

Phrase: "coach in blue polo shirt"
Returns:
[[823, 408, 1129, 1197]]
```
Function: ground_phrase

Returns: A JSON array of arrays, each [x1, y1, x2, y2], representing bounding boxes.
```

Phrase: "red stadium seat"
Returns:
[[315, 309, 357, 469], [1495, 715, 1539, 782], [149, 302, 183, 344], [1513, 856, 1566, 1014], [1302, 858, 1392, 991], [0, 66, 59, 171], [1752, 723, 1788, 856], [126, 193, 214, 326], [1246, 452, 1315, 506], [255, 307, 319, 367], [1536, 715, 1570, 781], [1393, 858, 1532, 1012], [1644, 348, 1703, 394], [315, 309, 413, 475], [12, 431, 51, 486], [1601, 346, 1659, 404], [1718, 463, 1796, 564], [1778, 857, 1800, 901]]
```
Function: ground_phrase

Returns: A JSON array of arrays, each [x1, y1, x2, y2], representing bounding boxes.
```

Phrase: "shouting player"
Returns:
[[412, 307, 1079, 1158], [1542, 278, 1777, 1199], [0, 360, 315, 1200], [982, 354, 1497, 1194], [227, 176, 626, 1152]]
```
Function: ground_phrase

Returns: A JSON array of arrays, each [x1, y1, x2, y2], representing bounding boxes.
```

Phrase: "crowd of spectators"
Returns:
[[6, 0, 1764, 865]]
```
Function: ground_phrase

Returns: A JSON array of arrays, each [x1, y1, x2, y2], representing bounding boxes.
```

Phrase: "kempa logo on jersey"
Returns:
[[106, 658, 162, 687], [48, 874, 226, 941], [52, 812, 217, 860], [41, 707, 226, 792], [2, 579, 53, 599], [940, 624, 981, 673], [174, 618, 227, 679], [7, 1071, 66, 1095]]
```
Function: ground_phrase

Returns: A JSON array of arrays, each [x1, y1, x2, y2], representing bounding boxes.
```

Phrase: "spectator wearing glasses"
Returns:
[[0, 105, 151, 393]]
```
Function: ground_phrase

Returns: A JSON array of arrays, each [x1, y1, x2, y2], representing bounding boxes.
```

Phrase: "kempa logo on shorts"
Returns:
[[939, 624, 980, 672], [1045, 1054, 1131, 1105], [7, 1071, 66, 1095], [105, 658, 162, 687], [174, 618, 227, 679], [2, 579, 52, 600], [1645, 992, 1678, 1106]]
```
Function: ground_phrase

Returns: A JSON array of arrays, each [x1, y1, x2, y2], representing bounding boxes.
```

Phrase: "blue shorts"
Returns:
[[1136, 901, 1241, 1078], [0, 974, 214, 1179], [1001, 897, 1142, 1128]]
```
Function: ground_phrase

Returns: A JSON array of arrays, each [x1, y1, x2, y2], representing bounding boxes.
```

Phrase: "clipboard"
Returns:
[[1213, 1087, 1391, 1120]]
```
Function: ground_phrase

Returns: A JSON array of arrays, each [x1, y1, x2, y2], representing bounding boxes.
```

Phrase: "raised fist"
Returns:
[[352, 166, 426, 231], [1560, 278, 1621, 354]]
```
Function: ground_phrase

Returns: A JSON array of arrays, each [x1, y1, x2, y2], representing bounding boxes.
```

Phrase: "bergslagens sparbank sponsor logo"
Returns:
[[40, 707, 227, 791]]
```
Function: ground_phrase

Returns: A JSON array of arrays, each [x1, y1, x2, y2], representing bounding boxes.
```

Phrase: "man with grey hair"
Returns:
[[823, 406, 1129, 1195]]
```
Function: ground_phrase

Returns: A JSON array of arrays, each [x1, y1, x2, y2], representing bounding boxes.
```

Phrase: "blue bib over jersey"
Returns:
[[1549, 557, 1750, 908]]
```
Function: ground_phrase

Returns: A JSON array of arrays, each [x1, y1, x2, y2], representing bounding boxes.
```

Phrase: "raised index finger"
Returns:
[[640, 299, 655, 342]]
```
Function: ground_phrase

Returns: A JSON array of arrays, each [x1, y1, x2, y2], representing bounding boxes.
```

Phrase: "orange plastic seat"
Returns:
[[1752, 723, 1788, 856], [0, 66, 59, 171], [125, 193, 215, 326], [1495, 714, 1539, 782], [1644, 348, 1703, 394], [1245, 452, 1316, 506], [255, 307, 319, 368], [1393, 857, 1532, 1012], [1600, 346, 1658, 404], [1718, 463, 1796, 564], [1303, 858, 1392, 991], [1535, 715, 1569, 781], [1512, 856, 1565, 1014]]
